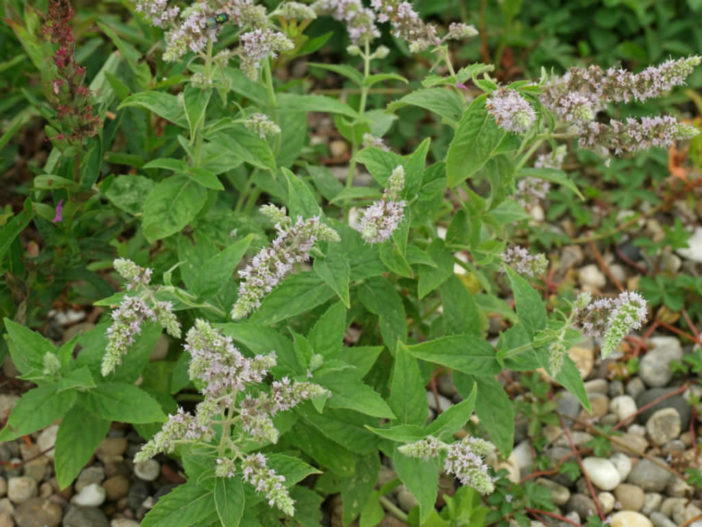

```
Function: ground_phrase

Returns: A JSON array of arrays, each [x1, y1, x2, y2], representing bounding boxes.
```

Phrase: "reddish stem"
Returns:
[[525, 507, 580, 527]]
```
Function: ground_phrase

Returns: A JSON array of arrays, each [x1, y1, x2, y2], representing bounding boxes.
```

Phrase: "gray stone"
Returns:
[[584, 379, 608, 394], [535, 478, 570, 506], [646, 408, 681, 445], [610, 395, 637, 422], [626, 378, 646, 399], [639, 337, 683, 387], [111, 520, 140, 527], [395, 485, 418, 512], [660, 497, 687, 518], [36, 426, 58, 461], [627, 458, 671, 492], [642, 493, 663, 515], [614, 483, 644, 511], [7, 478, 36, 504], [126, 480, 150, 511], [676, 226, 702, 262], [75, 466, 105, 492], [426, 391, 452, 413], [134, 460, 160, 482], [0, 396, 19, 422], [63, 506, 109, 527], [436, 374, 457, 397], [597, 491, 615, 514], [650, 512, 676, 527], [609, 380, 624, 397], [566, 494, 597, 519], [556, 392, 580, 419], [636, 388, 691, 429], [0, 479, 5, 498], [13, 497, 61, 527], [666, 476, 692, 497]]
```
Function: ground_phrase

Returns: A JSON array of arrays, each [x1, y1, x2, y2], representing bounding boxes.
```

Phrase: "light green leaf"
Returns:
[[267, 454, 321, 487], [79, 383, 166, 424], [389, 346, 427, 425], [439, 275, 482, 337], [278, 93, 359, 118], [518, 167, 584, 200], [387, 88, 463, 125], [102, 175, 154, 215], [3, 318, 54, 376], [358, 277, 407, 349], [392, 446, 438, 524], [364, 73, 408, 88], [0, 385, 77, 441], [214, 477, 245, 527], [142, 175, 208, 242], [425, 381, 477, 438], [141, 483, 215, 527], [196, 235, 253, 299], [54, 406, 110, 489], [401, 337, 499, 376], [118, 91, 187, 128], [365, 424, 425, 443], [182, 85, 212, 140], [283, 168, 320, 218], [505, 267, 547, 337], [308, 63, 363, 86], [318, 374, 396, 419], [340, 454, 380, 525], [308, 302, 347, 358]]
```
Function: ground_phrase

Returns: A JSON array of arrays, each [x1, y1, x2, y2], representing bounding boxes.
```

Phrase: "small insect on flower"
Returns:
[[205, 12, 229, 28]]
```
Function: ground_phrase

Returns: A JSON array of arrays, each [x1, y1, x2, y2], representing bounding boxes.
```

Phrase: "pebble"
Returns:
[[639, 337, 683, 387], [584, 379, 608, 394], [0, 479, 5, 498], [63, 506, 109, 527], [0, 511, 11, 527], [578, 264, 606, 290], [71, 483, 106, 507], [610, 453, 632, 480], [578, 393, 608, 420], [0, 395, 18, 421], [609, 380, 624, 397], [0, 498, 13, 514], [627, 458, 671, 492], [134, 460, 160, 482], [111, 520, 140, 527], [581, 457, 621, 490], [35, 426, 58, 461], [610, 511, 653, 527], [636, 388, 691, 429], [675, 503, 702, 525], [597, 491, 615, 514], [126, 480, 149, 511], [566, 494, 596, 519], [610, 395, 637, 422], [103, 475, 131, 501], [614, 483, 644, 511], [76, 466, 105, 492], [568, 346, 594, 379], [660, 497, 687, 518], [650, 512, 676, 527], [665, 476, 692, 497], [7, 478, 37, 504], [395, 485, 418, 512], [642, 492, 663, 515], [676, 225, 702, 262], [556, 391, 581, 419], [535, 478, 570, 506], [436, 374, 457, 397], [13, 497, 61, 527], [646, 408, 681, 445], [97, 438, 128, 462], [510, 441, 533, 476], [626, 378, 646, 399], [38, 483, 52, 498]]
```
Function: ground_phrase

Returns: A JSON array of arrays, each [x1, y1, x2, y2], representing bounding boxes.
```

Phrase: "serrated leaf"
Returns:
[[141, 483, 214, 527], [3, 318, 54, 376], [0, 385, 76, 441], [142, 175, 208, 242], [79, 383, 166, 424], [214, 477, 245, 527], [118, 91, 187, 128], [387, 88, 463, 125], [425, 381, 477, 438], [392, 446, 438, 524], [401, 337, 499, 376], [389, 346, 427, 425], [505, 267, 547, 337], [55, 406, 109, 489]]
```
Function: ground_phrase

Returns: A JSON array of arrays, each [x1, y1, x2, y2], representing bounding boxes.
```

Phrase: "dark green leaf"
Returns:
[[401, 337, 499, 376], [0, 385, 76, 441], [389, 346, 427, 425], [142, 175, 208, 242], [118, 91, 187, 128], [214, 477, 245, 527], [505, 267, 547, 337], [439, 275, 481, 336], [141, 483, 215, 527], [79, 383, 166, 424]]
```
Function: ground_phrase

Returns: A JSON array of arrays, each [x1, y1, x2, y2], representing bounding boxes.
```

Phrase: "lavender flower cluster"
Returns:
[[312, 0, 380, 44], [575, 291, 648, 357], [136, 320, 328, 515], [102, 259, 181, 376], [486, 88, 536, 134], [501, 245, 548, 278], [231, 206, 340, 320], [399, 435, 495, 494], [357, 165, 406, 244], [245, 113, 281, 138], [541, 56, 701, 156]]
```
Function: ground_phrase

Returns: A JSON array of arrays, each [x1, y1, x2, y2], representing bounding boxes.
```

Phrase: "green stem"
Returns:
[[193, 39, 214, 168], [347, 40, 371, 190], [379, 496, 409, 523]]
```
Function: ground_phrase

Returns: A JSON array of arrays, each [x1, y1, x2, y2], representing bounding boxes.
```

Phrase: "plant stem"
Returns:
[[379, 495, 408, 522], [347, 40, 371, 190], [193, 39, 214, 168]]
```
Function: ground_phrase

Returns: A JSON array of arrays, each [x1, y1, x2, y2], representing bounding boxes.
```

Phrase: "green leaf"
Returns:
[[142, 175, 208, 242], [313, 247, 351, 308], [379, 241, 413, 277], [358, 277, 407, 349], [365, 424, 425, 443], [288, 424, 356, 477], [364, 73, 408, 88], [0, 200, 32, 263], [308, 63, 363, 86], [308, 302, 347, 358], [267, 454, 321, 487], [54, 406, 110, 489], [102, 175, 154, 215], [214, 477, 245, 527], [209, 128, 276, 172], [455, 374, 514, 455], [317, 374, 396, 419], [79, 383, 166, 424], [3, 318, 54, 376], [387, 88, 464, 126], [401, 336, 499, 376], [417, 240, 454, 299], [110, 323, 163, 384], [340, 454, 380, 525], [250, 272, 336, 325], [392, 446, 438, 524], [278, 93, 358, 118], [182, 85, 212, 140], [389, 346, 427, 425], [183, 235, 253, 299], [505, 267, 547, 337], [555, 356, 591, 412], [439, 275, 481, 337], [141, 483, 215, 527], [118, 91, 188, 128], [58, 367, 95, 392], [283, 168, 320, 218], [446, 95, 508, 187], [425, 381, 477, 439], [518, 168, 584, 200], [0, 385, 77, 441]]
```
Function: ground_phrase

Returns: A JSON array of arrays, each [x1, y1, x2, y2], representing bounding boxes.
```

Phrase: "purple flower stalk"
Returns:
[[578, 116, 699, 157], [517, 178, 551, 208], [534, 145, 567, 170], [371, 0, 440, 52], [52, 199, 64, 223], [357, 166, 406, 244], [113, 258, 152, 290], [102, 296, 156, 376], [231, 206, 339, 320], [362, 133, 390, 151], [239, 28, 293, 79], [312, 0, 380, 44], [502, 245, 548, 278], [242, 453, 295, 516], [245, 113, 281, 139], [486, 88, 536, 134]]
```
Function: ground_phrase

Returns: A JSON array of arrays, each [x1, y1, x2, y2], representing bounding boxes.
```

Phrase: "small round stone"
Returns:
[[76, 466, 105, 492], [63, 506, 109, 527], [642, 492, 663, 515], [627, 458, 671, 492], [0, 511, 11, 527], [134, 460, 160, 482], [111, 520, 140, 527], [582, 457, 621, 491], [646, 408, 681, 446], [578, 264, 606, 290], [13, 497, 62, 527], [650, 512, 676, 527], [535, 478, 570, 506], [395, 485, 418, 512], [7, 477, 37, 504], [0, 478, 6, 498], [614, 483, 645, 511], [71, 483, 106, 507], [36, 426, 58, 460], [566, 494, 596, 519], [598, 491, 615, 513], [610, 395, 637, 422], [610, 453, 632, 480], [103, 475, 131, 501], [639, 337, 682, 387], [610, 511, 653, 527], [568, 347, 594, 379]]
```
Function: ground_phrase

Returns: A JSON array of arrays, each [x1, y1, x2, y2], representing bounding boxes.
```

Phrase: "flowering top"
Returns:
[[357, 166, 406, 244], [371, 0, 440, 52], [245, 113, 282, 139], [231, 206, 340, 319], [273, 2, 317, 20], [399, 435, 495, 495], [502, 246, 548, 278], [487, 89, 536, 134], [312, 0, 380, 44], [239, 28, 294, 78], [575, 291, 648, 357], [113, 258, 152, 290]]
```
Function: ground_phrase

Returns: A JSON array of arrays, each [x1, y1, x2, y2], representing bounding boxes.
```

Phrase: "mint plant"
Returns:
[[1, 0, 700, 526]]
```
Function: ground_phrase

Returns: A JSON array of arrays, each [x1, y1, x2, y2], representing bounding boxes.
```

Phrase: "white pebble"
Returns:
[[71, 483, 106, 507], [134, 459, 160, 482], [582, 457, 621, 491]]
